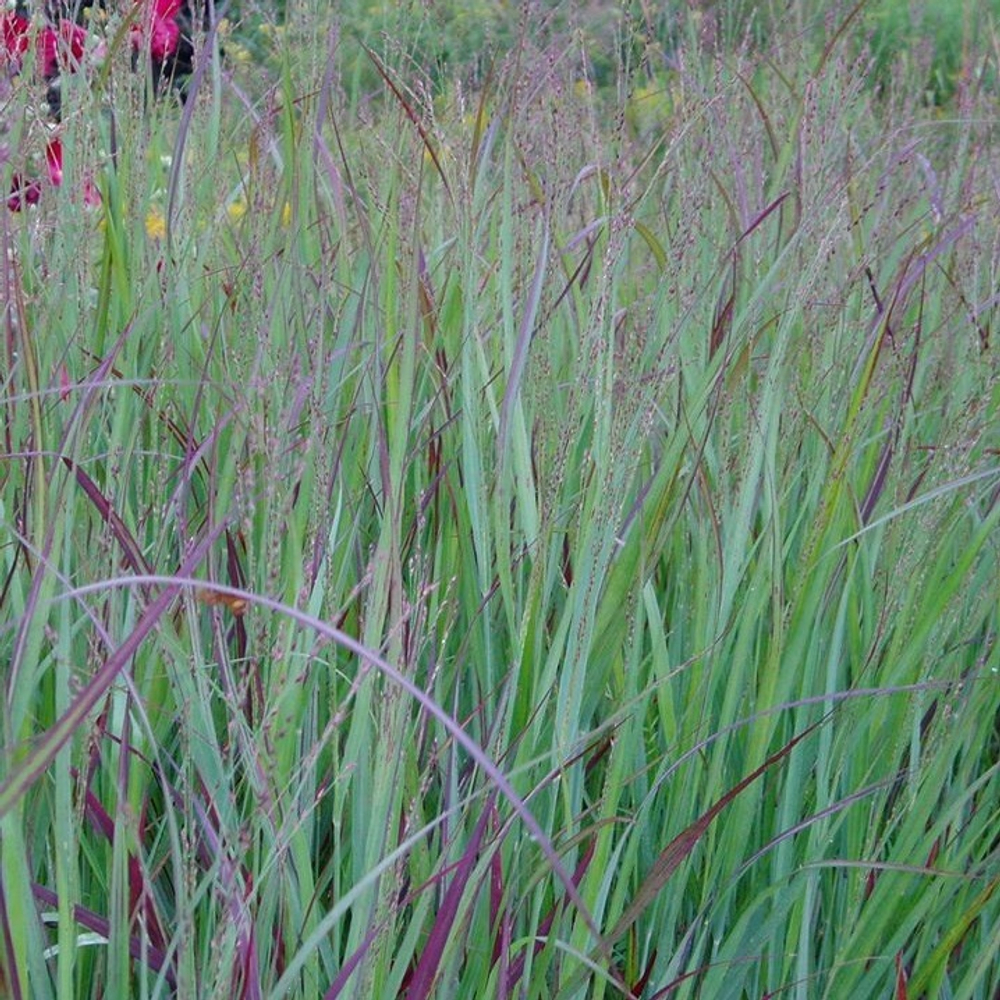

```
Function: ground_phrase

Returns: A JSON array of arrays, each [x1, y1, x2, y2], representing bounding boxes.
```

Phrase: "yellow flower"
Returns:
[[227, 198, 248, 223], [258, 22, 284, 39], [226, 41, 251, 65], [145, 209, 166, 240]]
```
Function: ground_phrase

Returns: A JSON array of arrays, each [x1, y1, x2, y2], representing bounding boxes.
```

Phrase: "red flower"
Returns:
[[7, 136, 101, 210], [45, 138, 63, 187], [7, 175, 42, 211], [131, 0, 183, 61], [37, 19, 89, 80], [1, 12, 31, 68], [6, 137, 68, 210]]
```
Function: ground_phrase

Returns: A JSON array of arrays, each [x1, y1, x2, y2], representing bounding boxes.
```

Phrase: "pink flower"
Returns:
[[82, 175, 102, 206], [131, 0, 183, 61]]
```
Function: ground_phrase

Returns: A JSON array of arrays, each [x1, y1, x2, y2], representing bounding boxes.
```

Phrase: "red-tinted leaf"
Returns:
[[323, 925, 380, 1000], [362, 44, 452, 199], [607, 722, 822, 948], [406, 799, 495, 999], [60, 456, 153, 582], [926, 836, 942, 869], [895, 950, 908, 999], [76, 776, 169, 955], [0, 531, 224, 820], [0, 878, 25, 1000], [31, 884, 175, 986], [864, 866, 878, 900], [709, 289, 734, 358], [631, 947, 658, 997], [504, 837, 597, 990]]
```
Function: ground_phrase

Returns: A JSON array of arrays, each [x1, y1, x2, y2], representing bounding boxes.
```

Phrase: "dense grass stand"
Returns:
[[0, 3, 997, 997]]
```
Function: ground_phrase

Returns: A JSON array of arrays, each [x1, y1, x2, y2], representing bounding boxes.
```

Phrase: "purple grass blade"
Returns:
[[0, 877, 24, 1000], [323, 924, 381, 1000], [736, 191, 790, 248], [499, 212, 550, 459], [225, 859, 260, 1000], [0, 528, 225, 820], [61, 456, 152, 580], [7, 318, 134, 726], [234, 917, 261, 1000], [363, 45, 452, 200], [505, 836, 596, 989], [860, 437, 894, 524], [31, 884, 175, 987], [78, 775, 170, 954], [496, 886, 513, 1000], [405, 797, 495, 999], [891, 215, 974, 309], [314, 26, 347, 226], [488, 801, 503, 959]]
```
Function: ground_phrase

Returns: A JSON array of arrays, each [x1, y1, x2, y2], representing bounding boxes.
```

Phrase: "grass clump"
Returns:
[[1, 1, 998, 998]]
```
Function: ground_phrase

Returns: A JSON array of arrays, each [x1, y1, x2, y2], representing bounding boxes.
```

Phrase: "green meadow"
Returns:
[[1, 1, 998, 996]]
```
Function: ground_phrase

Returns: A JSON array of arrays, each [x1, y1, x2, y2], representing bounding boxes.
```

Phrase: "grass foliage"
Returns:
[[2, 1, 999, 997]]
